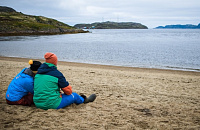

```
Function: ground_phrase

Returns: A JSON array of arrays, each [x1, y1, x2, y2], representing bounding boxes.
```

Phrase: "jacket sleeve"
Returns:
[[58, 73, 72, 95], [61, 85, 72, 95], [24, 76, 34, 94]]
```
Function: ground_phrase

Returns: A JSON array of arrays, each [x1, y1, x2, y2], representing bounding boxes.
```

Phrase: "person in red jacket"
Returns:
[[33, 52, 96, 110]]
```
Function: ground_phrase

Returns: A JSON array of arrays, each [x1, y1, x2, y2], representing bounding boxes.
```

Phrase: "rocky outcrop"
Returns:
[[155, 23, 200, 29], [0, 6, 88, 36], [0, 6, 16, 13], [74, 21, 148, 29]]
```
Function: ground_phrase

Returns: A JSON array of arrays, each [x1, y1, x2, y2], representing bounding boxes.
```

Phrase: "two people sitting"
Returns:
[[6, 52, 96, 110]]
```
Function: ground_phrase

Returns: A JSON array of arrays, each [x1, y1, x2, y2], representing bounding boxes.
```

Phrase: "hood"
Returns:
[[37, 62, 57, 74], [23, 68, 34, 77]]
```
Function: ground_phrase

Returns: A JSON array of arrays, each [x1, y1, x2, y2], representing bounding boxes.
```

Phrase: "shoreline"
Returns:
[[0, 56, 200, 76], [0, 30, 89, 36]]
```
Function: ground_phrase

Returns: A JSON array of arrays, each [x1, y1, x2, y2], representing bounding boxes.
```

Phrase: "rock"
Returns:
[[0, 6, 16, 13]]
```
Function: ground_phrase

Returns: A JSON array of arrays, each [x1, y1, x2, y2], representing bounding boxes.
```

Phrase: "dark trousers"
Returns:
[[6, 93, 33, 106]]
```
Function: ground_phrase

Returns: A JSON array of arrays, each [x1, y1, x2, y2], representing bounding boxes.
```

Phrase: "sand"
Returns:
[[0, 56, 200, 130]]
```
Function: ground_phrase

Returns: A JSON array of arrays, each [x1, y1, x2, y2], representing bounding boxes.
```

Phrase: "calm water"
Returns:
[[0, 29, 200, 71]]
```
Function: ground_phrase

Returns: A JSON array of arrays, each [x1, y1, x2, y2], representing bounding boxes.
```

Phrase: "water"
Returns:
[[0, 29, 200, 71]]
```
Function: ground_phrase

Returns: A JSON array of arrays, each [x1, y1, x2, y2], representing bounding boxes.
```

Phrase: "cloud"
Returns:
[[1, 0, 200, 28]]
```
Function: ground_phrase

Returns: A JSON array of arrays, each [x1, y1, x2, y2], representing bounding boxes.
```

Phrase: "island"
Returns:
[[0, 6, 88, 36], [155, 23, 200, 29], [74, 21, 148, 29]]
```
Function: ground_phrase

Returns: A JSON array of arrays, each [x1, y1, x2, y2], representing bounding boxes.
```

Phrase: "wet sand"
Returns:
[[0, 56, 200, 129]]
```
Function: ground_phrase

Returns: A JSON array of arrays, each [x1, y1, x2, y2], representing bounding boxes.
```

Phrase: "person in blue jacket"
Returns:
[[5, 60, 42, 106]]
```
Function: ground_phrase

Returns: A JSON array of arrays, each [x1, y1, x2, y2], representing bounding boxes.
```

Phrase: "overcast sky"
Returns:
[[1, 0, 200, 28]]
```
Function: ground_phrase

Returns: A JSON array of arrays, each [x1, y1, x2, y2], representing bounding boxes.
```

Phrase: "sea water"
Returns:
[[0, 29, 200, 71]]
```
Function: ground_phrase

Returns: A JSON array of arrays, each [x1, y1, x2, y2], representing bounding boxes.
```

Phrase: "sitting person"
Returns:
[[6, 60, 42, 106], [33, 52, 96, 110]]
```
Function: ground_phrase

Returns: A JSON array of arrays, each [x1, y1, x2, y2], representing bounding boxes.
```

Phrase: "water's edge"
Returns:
[[1, 55, 200, 73]]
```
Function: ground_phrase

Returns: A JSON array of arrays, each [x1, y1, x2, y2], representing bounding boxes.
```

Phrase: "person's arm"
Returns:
[[61, 85, 72, 95], [58, 74, 72, 95], [24, 77, 34, 94]]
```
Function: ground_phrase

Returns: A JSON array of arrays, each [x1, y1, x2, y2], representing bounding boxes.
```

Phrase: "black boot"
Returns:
[[81, 94, 96, 104]]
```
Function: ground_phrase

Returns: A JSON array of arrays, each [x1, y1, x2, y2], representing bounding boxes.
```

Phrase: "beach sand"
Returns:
[[0, 56, 200, 130]]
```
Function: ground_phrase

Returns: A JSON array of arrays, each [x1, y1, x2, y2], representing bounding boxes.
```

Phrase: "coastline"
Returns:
[[0, 56, 200, 129], [0, 29, 89, 36], [0, 56, 200, 75]]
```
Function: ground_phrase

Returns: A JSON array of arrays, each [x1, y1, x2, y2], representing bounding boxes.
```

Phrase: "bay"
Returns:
[[0, 29, 200, 71]]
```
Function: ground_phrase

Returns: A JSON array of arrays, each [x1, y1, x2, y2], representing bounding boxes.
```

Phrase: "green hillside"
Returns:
[[74, 21, 148, 29], [0, 6, 87, 36]]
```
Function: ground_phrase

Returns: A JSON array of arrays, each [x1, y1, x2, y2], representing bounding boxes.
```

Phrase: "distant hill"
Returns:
[[155, 23, 200, 29], [0, 6, 88, 36], [74, 21, 148, 29]]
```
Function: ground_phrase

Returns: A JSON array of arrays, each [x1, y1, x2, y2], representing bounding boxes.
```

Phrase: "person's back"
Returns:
[[33, 62, 66, 109], [33, 52, 96, 110], [6, 60, 41, 106], [6, 68, 34, 101]]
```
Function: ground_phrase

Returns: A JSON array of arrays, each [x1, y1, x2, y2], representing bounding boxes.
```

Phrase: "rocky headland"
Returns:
[[74, 21, 148, 29], [155, 23, 200, 29], [0, 6, 88, 36]]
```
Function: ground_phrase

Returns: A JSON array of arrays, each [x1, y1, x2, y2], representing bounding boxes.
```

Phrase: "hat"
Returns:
[[29, 60, 42, 71], [44, 52, 58, 66]]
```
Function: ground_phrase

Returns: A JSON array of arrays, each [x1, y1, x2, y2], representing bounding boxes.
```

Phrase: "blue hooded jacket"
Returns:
[[6, 68, 34, 102]]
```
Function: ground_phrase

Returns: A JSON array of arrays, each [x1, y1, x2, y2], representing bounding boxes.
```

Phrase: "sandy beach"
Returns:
[[0, 56, 200, 130]]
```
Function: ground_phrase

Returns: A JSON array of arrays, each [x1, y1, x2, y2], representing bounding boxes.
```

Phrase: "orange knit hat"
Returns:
[[44, 52, 58, 66]]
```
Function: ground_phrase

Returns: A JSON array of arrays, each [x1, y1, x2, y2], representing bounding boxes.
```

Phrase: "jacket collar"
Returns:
[[45, 62, 57, 68], [36, 62, 57, 74], [23, 68, 34, 77]]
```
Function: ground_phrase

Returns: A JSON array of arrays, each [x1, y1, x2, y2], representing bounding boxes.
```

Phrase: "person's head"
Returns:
[[29, 60, 42, 74], [44, 52, 58, 66]]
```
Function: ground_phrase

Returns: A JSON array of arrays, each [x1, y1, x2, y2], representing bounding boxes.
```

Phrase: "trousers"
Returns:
[[6, 92, 33, 106], [57, 92, 84, 109]]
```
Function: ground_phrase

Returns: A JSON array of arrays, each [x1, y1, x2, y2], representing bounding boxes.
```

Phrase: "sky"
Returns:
[[1, 0, 200, 28]]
